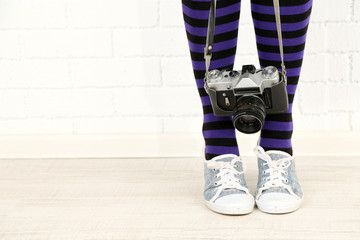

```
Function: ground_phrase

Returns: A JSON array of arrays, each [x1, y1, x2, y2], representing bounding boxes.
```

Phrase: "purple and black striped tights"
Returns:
[[182, 0, 313, 160]]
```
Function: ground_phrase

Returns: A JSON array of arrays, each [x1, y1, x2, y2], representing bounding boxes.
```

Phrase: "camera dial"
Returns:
[[262, 66, 278, 79], [207, 69, 222, 82], [229, 71, 239, 77]]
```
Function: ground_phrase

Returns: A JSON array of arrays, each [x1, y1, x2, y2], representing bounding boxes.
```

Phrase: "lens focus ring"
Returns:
[[232, 95, 266, 134]]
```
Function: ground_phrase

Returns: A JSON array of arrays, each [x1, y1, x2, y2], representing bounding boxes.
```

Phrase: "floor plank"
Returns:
[[0, 156, 359, 239]]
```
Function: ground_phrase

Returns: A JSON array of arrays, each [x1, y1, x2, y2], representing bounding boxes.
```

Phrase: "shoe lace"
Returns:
[[206, 156, 250, 203], [254, 145, 300, 200]]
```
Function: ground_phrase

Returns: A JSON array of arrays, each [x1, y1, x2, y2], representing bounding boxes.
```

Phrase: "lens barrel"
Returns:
[[232, 95, 266, 134]]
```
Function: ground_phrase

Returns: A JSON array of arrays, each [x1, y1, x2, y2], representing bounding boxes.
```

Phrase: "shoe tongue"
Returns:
[[266, 152, 288, 161], [211, 154, 236, 163], [263, 187, 289, 195], [261, 152, 291, 195], [214, 157, 233, 163]]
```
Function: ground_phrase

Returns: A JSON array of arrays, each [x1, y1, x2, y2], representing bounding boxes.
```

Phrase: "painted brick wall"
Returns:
[[0, 0, 358, 135]]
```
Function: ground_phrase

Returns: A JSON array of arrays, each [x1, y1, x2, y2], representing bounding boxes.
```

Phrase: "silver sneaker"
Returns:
[[254, 145, 304, 214], [203, 154, 255, 215]]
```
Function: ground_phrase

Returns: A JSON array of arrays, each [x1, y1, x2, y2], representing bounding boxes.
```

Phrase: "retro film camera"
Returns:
[[204, 0, 289, 134]]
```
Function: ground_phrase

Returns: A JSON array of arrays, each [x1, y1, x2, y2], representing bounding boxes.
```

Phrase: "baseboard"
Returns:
[[0, 131, 358, 159]]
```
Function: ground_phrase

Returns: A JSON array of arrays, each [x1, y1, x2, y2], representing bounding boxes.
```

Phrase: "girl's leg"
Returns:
[[250, 0, 313, 155], [182, 0, 242, 160]]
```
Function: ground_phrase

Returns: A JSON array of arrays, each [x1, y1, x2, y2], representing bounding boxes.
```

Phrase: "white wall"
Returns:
[[0, 0, 359, 135]]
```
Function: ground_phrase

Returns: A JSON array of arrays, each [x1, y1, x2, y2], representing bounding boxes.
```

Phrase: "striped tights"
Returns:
[[181, 0, 313, 160]]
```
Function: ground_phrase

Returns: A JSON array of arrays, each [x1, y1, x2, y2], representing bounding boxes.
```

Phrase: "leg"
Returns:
[[182, 0, 242, 160], [251, 0, 313, 214], [250, 0, 313, 155]]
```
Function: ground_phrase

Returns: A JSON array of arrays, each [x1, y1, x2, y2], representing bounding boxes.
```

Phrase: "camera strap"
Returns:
[[273, 0, 286, 77], [204, 0, 287, 83], [204, 0, 216, 78]]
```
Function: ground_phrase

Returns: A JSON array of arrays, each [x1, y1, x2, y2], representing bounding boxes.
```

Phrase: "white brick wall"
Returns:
[[0, 0, 358, 135]]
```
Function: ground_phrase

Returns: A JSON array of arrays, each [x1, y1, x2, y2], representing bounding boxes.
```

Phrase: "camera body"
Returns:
[[204, 64, 289, 134]]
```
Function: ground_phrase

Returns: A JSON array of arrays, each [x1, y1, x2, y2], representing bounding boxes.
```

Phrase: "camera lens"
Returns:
[[239, 115, 257, 123], [232, 95, 266, 134]]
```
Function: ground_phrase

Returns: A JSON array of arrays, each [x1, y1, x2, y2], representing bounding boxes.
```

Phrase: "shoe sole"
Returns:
[[255, 198, 303, 214], [204, 199, 254, 215]]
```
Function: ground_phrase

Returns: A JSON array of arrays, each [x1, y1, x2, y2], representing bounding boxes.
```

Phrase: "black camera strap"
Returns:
[[204, 0, 287, 84]]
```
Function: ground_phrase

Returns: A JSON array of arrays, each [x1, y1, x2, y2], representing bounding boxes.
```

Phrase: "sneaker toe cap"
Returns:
[[256, 192, 303, 213], [215, 193, 254, 207]]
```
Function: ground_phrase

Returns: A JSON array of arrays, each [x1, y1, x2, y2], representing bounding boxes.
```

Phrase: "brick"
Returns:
[[0, 118, 73, 134], [75, 117, 162, 133], [327, 23, 360, 52], [0, 32, 21, 59], [310, 0, 351, 22], [26, 89, 75, 117], [301, 54, 349, 82], [72, 89, 114, 116], [26, 89, 114, 117], [161, 57, 194, 86], [293, 114, 325, 130], [327, 83, 360, 111], [113, 29, 189, 57], [68, 0, 157, 28], [294, 113, 350, 131], [304, 24, 327, 54], [0, 0, 66, 29], [72, 58, 161, 87], [113, 87, 201, 116], [353, 0, 360, 21], [163, 116, 202, 132], [300, 54, 326, 82], [0, 60, 71, 89], [352, 54, 360, 82], [24, 30, 112, 58], [308, 1, 325, 23], [326, 54, 350, 82], [298, 83, 328, 114], [0, 90, 26, 118], [328, 0, 352, 22], [160, 0, 183, 27]]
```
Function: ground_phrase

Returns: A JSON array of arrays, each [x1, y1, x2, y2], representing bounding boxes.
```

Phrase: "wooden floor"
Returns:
[[0, 156, 359, 240]]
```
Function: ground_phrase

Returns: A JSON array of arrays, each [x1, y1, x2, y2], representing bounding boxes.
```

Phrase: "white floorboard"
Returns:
[[0, 156, 359, 239]]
